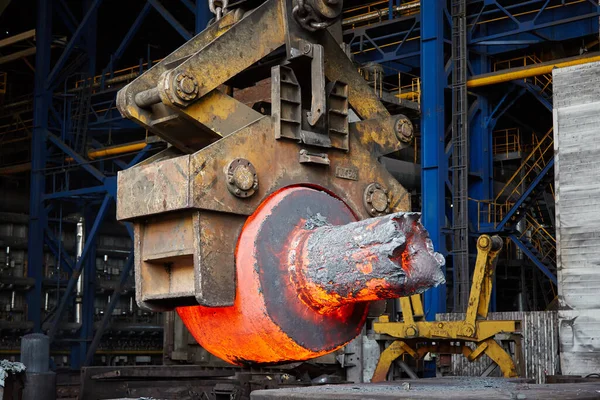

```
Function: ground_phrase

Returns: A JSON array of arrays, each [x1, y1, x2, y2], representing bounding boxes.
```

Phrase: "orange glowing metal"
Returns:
[[177, 186, 444, 366]]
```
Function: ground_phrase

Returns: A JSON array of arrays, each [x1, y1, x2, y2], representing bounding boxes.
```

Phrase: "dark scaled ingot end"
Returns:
[[290, 211, 446, 314]]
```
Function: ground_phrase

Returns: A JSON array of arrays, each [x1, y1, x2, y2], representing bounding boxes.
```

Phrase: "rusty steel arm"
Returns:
[[117, 0, 394, 153]]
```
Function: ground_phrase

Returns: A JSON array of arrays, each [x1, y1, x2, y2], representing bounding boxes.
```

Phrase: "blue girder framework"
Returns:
[[29, 0, 212, 368], [26, 0, 600, 367], [347, 0, 599, 316]]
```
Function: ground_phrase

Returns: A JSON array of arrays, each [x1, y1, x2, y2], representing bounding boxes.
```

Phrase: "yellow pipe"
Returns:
[[64, 141, 150, 162], [468, 53, 600, 88], [87, 141, 148, 160]]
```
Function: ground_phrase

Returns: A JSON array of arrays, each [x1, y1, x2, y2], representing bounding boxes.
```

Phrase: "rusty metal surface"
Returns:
[[134, 213, 197, 311], [321, 29, 389, 120], [118, 115, 411, 221], [437, 311, 559, 383], [250, 378, 600, 400], [133, 210, 242, 311], [117, 154, 191, 220], [163, 0, 286, 107], [182, 89, 263, 137], [116, 11, 241, 152], [194, 211, 243, 307]]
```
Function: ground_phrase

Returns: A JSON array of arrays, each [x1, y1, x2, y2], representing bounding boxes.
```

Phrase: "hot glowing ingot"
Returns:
[[177, 186, 444, 365]]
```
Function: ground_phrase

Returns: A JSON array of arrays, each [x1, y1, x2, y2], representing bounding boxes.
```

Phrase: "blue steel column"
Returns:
[[468, 53, 492, 224], [71, 0, 99, 367], [72, 206, 98, 368], [469, 52, 494, 309], [28, 0, 53, 332], [420, 0, 447, 319], [196, 0, 211, 33]]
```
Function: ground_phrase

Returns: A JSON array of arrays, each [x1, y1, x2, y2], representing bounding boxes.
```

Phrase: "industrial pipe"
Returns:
[[75, 218, 84, 325], [467, 53, 600, 88], [0, 142, 152, 175], [86, 141, 149, 160], [177, 186, 445, 365]]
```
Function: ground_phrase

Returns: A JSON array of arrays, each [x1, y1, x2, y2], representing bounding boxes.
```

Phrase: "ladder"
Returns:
[[451, 0, 469, 312]]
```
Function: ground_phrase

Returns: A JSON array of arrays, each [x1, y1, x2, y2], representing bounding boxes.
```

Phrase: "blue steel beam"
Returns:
[[46, 0, 104, 89], [104, 3, 152, 74], [44, 185, 107, 200], [56, 0, 79, 34], [421, 0, 447, 319], [44, 228, 75, 274], [470, 12, 600, 45], [48, 193, 112, 342], [73, 205, 99, 368], [509, 234, 557, 285], [485, 86, 526, 129], [196, 0, 212, 33], [126, 145, 152, 168], [148, 0, 193, 41], [27, 0, 53, 333], [123, 222, 134, 240], [468, 54, 495, 311], [43, 236, 73, 273], [521, 83, 553, 112], [180, 0, 195, 13], [83, 252, 134, 366], [47, 133, 106, 183], [346, 0, 600, 64]]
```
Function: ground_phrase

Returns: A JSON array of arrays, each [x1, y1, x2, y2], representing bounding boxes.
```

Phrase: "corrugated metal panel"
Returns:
[[437, 311, 559, 383], [553, 61, 600, 375]]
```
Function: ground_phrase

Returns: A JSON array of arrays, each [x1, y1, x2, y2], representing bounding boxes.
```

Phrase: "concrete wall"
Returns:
[[553, 61, 600, 375]]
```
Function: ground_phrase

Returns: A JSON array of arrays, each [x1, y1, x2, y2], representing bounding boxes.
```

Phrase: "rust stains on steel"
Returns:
[[289, 212, 446, 314]]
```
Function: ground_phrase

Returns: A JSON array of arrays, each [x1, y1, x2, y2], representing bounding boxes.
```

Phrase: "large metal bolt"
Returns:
[[461, 325, 475, 337], [394, 115, 414, 143], [226, 158, 258, 198], [174, 73, 199, 101], [232, 165, 254, 191], [405, 326, 418, 337], [478, 235, 490, 250], [364, 183, 390, 217]]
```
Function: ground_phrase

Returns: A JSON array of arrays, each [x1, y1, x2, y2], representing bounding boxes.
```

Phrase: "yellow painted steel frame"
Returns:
[[372, 235, 521, 382]]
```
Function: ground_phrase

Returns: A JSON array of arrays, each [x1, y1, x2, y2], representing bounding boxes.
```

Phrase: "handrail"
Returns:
[[469, 0, 586, 28], [520, 216, 556, 267], [74, 58, 163, 90], [495, 128, 553, 202], [358, 66, 421, 104], [493, 54, 553, 96], [493, 128, 521, 158], [523, 215, 556, 249], [342, 0, 420, 28]]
